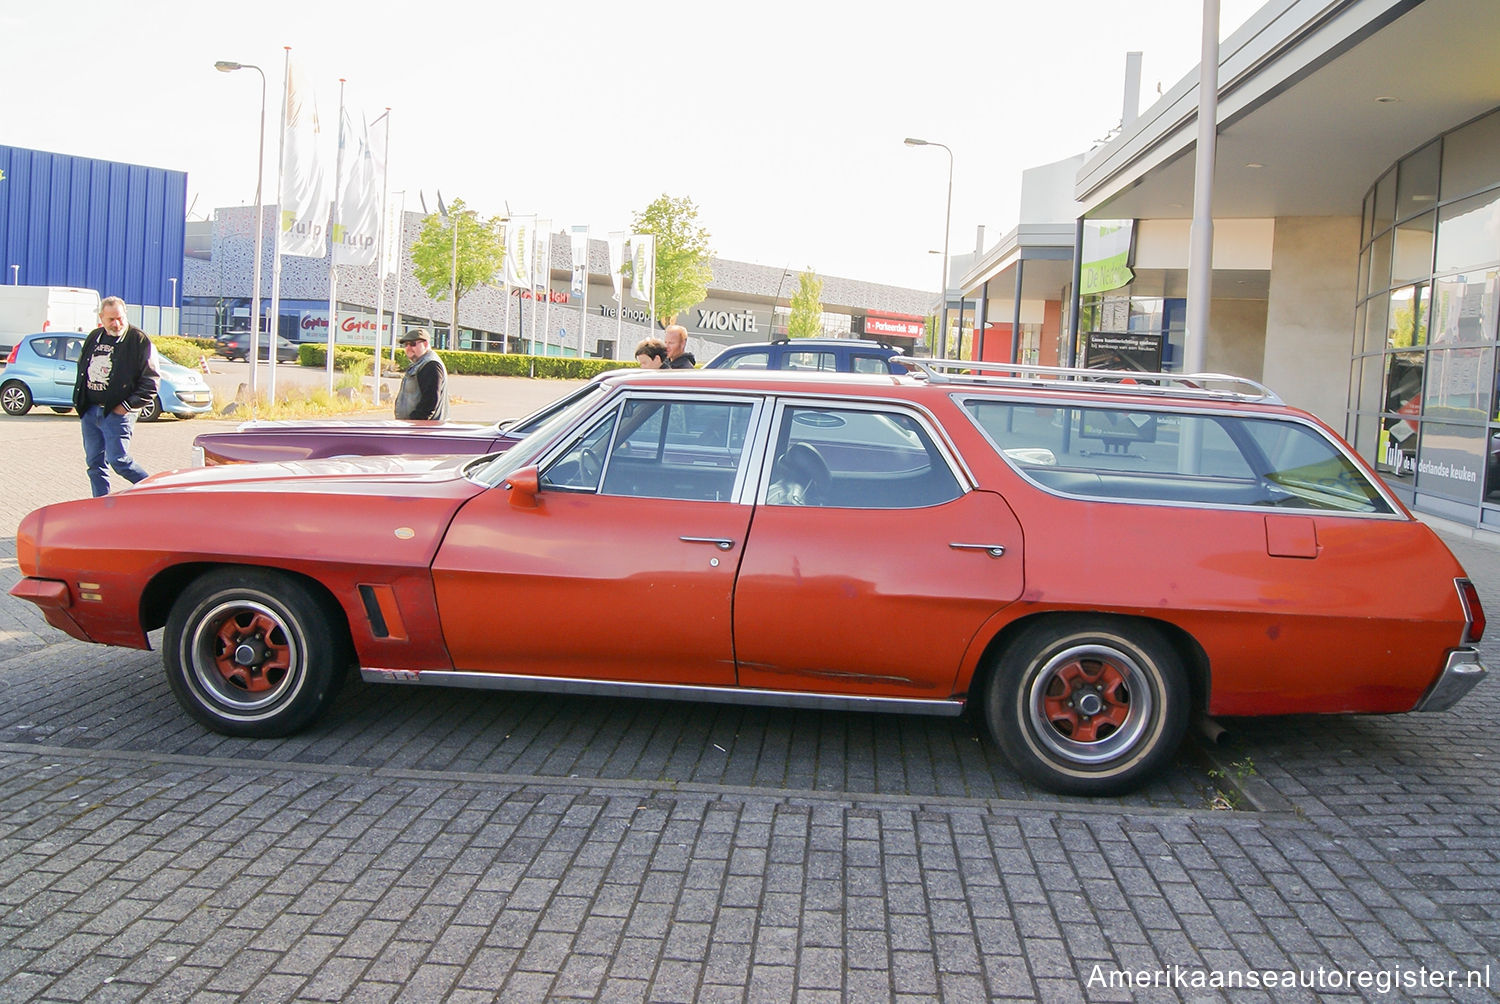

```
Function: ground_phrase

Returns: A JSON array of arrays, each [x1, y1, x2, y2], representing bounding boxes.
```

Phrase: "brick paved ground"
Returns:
[[0, 372, 1496, 1001]]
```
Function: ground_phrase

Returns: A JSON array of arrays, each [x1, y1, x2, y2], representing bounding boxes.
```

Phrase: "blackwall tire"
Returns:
[[986, 617, 1189, 796], [1, 381, 32, 416], [164, 569, 349, 737]]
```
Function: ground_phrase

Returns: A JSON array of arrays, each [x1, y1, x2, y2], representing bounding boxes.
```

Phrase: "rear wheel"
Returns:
[[1, 381, 32, 416], [49, 406, 73, 414], [986, 617, 1188, 796], [138, 395, 161, 421], [164, 569, 349, 737]]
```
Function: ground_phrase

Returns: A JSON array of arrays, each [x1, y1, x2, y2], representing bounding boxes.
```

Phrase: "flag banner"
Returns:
[[505, 216, 534, 288], [534, 221, 552, 293], [279, 58, 330, 258], [334, 110, 381, 266], [569, 225, 589, 296], [607, 231, 627, 301], [629, 233, 655, 303]]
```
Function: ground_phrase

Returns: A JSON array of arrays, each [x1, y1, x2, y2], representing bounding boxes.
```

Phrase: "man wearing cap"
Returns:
[[393, 328, 449, 421]]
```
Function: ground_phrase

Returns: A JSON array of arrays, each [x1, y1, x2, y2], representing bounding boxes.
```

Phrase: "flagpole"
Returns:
[[579, 229, 590, 359], [267, 46, 292, 406], [542, 225, 554, 355], [390, 192, 405, 371], [370, 107, 391, 407], [325, 78, 346, 394]]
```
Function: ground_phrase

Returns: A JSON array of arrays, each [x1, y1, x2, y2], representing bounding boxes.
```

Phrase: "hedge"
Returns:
[[150, 335, 217, 369], [296, 343, 636, 380]]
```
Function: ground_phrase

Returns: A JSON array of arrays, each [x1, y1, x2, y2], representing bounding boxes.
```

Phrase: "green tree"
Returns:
[[630, 194, 714, 325], [411, 198, 505, 346], [787, 269, 824, 338]]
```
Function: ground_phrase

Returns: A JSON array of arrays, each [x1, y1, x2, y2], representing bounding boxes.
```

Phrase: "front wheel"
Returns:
[[985, 617, 1188, 796], [138, 395, 161, 421], [164, 568, 350, 737]]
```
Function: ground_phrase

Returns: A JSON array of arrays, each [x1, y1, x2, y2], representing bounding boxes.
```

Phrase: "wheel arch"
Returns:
[[964, 610, 1210, 719], [141, 562, 354, 652]]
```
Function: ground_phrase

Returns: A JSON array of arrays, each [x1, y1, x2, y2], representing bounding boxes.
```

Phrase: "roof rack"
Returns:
[[896, 358, 1283, 405]]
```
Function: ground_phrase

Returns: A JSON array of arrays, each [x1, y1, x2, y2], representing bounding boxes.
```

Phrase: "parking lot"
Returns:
[[1, 371, 1497, 1000]]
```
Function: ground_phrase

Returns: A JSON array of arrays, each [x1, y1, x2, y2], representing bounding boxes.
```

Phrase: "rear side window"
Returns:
[[963, 399, 1393, 514], [718, 349, 770, 369], [784, 351, 837, 371], [852, 353, 894, 374]]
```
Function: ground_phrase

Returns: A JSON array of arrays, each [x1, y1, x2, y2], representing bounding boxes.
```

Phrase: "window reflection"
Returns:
[[1386, 284, 1429, 348], [1436, 189, 1500, 274]]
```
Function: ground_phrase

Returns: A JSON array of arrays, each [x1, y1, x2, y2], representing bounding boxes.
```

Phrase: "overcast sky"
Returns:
[[4, 0, 1262, 292]]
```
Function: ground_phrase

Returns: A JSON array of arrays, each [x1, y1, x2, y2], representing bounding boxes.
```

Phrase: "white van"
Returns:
[[0, 286, 101, 357]]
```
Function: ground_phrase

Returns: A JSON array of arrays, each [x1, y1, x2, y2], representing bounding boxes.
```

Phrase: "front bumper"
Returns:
[[9, 577, 92, 643], [1412, 649, 1488, 712]]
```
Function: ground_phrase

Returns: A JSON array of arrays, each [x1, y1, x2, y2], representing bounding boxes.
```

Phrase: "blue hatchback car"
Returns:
[[1, 331, 214, 421], [705, 337, 907, 374]]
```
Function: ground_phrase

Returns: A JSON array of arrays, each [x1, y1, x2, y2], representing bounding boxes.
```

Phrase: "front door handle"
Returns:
[[681, 536, 735, 551], [949, 542, 1006, 558]]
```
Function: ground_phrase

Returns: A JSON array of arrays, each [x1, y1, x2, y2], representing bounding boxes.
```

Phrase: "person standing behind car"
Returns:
[[72, 296, 160, 497], [394, 328, 449, 420], [663, 324, 697, 368]]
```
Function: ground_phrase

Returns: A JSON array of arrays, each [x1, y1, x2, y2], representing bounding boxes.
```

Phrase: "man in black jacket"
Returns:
[[72, 297, 160, 497]]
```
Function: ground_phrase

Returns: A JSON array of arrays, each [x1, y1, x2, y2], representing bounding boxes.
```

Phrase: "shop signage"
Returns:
[[298, 311, 387, 345], [512, 288, 571, 304], [1083, 331, 1163, 372], [598, 304, 651, 324], [696, 308, 759, 334], [1080, 220, 1135, 295], [865, 315, 924, 338]]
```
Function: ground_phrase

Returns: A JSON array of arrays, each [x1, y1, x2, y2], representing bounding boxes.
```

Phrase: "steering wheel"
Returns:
[[579, 447, 603, 485], [772, 442, 832, 506]]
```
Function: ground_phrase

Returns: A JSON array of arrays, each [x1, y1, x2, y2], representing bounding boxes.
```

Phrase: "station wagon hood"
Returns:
[[232, 417, 494, 435], [133, 454, 483, 498]]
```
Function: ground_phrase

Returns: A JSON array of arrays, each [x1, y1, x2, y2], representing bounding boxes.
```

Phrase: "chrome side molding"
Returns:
[[361, 667, 967, 717]]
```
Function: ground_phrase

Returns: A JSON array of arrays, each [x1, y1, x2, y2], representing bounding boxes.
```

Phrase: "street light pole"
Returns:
[[214, 60, 267, 396], [167, 277, 177, 335], [904, 137, 953, 359]]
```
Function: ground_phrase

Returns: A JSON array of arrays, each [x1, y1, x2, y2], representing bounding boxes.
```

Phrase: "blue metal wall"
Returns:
[[0, 145, 187, 307]]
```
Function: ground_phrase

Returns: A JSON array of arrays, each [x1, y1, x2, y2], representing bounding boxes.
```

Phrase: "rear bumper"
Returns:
[[1412, 649, 1488, 712]]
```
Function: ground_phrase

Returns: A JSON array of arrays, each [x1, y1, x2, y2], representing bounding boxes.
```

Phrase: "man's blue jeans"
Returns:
[[81, 405, 149, 497]]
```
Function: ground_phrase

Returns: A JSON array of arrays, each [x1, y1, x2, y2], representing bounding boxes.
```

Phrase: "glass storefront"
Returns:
[[1350, 107, 1500, 522]]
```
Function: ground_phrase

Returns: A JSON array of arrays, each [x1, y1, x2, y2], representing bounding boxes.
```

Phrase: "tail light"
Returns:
[[1457, 578, 1485, 644], [4, 343, 17, 365]]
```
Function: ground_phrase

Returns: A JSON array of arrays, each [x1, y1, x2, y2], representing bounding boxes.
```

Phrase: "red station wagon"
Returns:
[[11, 363, 1488, 795]]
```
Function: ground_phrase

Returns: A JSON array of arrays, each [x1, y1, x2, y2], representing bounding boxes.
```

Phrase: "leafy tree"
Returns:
[[411, 197, 505, 345], [787, 269, 824, 338], [630, 194, 714, 325]]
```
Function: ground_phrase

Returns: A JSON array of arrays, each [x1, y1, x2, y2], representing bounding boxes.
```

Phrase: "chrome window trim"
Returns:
[[955, 392, 1408, 518]]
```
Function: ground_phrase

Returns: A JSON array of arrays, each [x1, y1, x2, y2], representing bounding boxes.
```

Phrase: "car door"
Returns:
[[431, 391, 764, 686], [51, 337, 82, 403], [733, 400, 1025, 700]]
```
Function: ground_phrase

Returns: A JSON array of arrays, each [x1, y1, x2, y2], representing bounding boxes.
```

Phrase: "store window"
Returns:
[[1350, 106, 1500, 513]]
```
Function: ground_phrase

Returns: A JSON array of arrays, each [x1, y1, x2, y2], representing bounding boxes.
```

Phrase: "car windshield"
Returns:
[[468, 385, 613, 487]]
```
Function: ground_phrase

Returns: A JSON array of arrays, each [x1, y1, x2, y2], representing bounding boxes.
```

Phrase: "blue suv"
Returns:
[[706, 338, 907, 374]]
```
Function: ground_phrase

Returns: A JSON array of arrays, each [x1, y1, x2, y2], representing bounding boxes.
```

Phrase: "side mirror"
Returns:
[[506, 466, 541, 508]]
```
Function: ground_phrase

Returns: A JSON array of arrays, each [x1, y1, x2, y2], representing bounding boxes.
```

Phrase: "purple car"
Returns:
[[193, 376, 612, 466]]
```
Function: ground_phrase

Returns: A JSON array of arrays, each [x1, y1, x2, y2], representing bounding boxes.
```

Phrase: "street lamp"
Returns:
[[772, 268, 793, 338], [167, 277, 177, 335], [215, 59, 267, 395], [904, 137, 953, 359], [8, 265, 17, 285]]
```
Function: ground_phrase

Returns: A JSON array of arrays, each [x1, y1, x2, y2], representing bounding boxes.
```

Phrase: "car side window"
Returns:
[[963, 399, 1393, 513], [601, 399, 755, 501], [31, 337, 60, 360], [540, 409, 618, 492], [64, 338, 83, 362], [765, 405, 961, 509], [720, 350, 770, 369], [784, 351, 837, 372], [851, 354, 891, 374]]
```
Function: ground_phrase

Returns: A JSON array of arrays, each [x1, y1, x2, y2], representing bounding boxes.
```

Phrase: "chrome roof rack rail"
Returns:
[[896, 358, 1283, 405]]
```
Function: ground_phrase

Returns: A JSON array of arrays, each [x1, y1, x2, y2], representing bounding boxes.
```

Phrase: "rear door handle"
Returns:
[[681, 536, 735, 551], [949, 542, 1006, 558]]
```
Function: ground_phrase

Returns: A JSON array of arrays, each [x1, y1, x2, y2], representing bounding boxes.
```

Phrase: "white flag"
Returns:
[[279, 58, 330, 258], [607, 231, 627, 301], [334, 110, 381, 266], [629, 233, 655, 304], [534, 221, 552, 294], [569, 225, 589, 296], [505, 216, 533, 288]]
